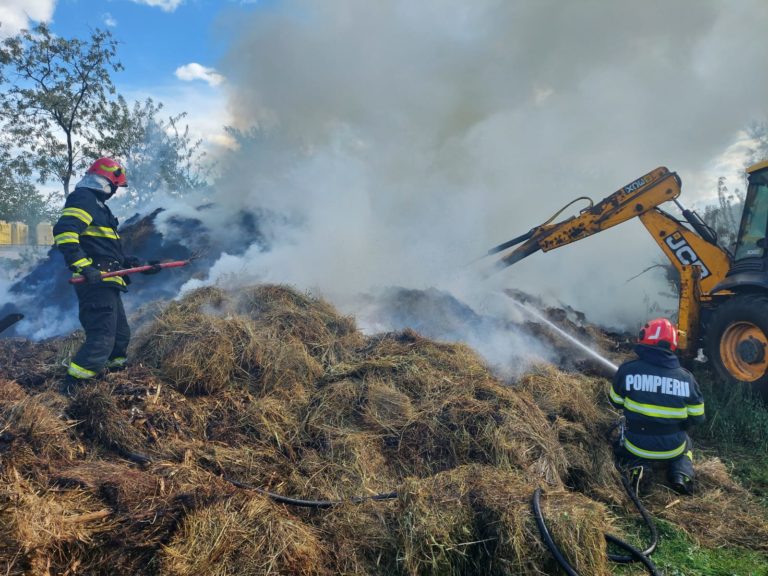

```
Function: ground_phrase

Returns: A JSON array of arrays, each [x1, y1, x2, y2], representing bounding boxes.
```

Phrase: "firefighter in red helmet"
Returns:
[[53, 158, 159, 393], [609, 318, 705, 494]]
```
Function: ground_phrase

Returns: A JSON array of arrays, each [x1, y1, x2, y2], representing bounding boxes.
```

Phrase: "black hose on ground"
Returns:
[[118, 438, 660, 573], [532, 488, 579, 576], [224, 476, 398, 509], [112, 448, 399, 508], [605, 534, 662, 575], [607, 474, 658, 562], [532, 480, 662, 576]]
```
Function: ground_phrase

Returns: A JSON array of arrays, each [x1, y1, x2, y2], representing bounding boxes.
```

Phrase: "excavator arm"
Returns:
[[494, 167, 680, 267], [491, 166, 732, 354]]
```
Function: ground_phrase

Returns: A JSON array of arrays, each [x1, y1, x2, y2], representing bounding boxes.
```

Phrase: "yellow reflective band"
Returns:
[[71, 257, 93, 269], [609, 387, 624, 404], [103, 276, 126, 286], [107, 357, 127, 367], [55, 232, 80, 245], [61, 207, 93, 224], [686, 403, 704, 416], [99, 163, 120, 172], [624, 438, 687, 460], [82, 226, 119, 239], [623, 398, 688, 419], [68, 362, 97, 379]]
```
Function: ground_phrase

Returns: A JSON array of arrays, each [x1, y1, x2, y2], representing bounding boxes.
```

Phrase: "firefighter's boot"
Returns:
[[669, 472, 694, 495]]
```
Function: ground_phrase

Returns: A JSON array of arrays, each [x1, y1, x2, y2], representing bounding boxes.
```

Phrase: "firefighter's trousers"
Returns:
[[615, 434, 695, 482], [67, 284, 130, 380]]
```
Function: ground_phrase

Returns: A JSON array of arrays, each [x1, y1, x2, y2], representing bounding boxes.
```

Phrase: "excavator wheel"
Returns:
[[707, 294, 768, 394]]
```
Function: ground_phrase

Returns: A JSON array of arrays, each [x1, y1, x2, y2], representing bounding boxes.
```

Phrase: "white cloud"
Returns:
[[0, 0, 56, 37], [175, 63, 225, 87], [120, 83, 234, 154], [103, 12, 117, 27], [129, 0, 184, 12]]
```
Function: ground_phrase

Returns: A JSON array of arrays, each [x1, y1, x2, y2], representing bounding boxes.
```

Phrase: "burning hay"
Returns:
[[0, 283, 766, 574]]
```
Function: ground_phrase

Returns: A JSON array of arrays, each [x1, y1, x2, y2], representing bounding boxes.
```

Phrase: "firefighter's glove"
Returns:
[[123, 256, 141, 268], [141, 260, 163, 275], [80, 266, 102, 284]]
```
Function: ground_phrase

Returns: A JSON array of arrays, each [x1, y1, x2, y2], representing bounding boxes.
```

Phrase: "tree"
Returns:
[[0, 24, 209, 215], [0, 24, 122, 195], [0, 121, 59, 225], [702, 176, 743, 254], [0, 149, 58, 225], [90, 96, 210, 208]]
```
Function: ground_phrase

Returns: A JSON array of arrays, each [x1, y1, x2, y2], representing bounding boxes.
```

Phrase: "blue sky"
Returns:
[[51, 0, 245, 90], [1, 0, 265, 149]]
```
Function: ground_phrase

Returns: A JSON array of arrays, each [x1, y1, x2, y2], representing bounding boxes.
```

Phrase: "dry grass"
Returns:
[[161, 493, 327, 576], [645, 457, 768, 550], [0, 283, 764, 574], [0, 468, 115, 576]]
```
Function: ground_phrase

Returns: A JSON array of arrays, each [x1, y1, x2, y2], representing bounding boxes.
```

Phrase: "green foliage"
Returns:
[[0, 24, 210, 222], [615, 520, 768, 575], [92, 96, 211, 208], [0, 23, 123, 194], [693, 368, 768, 451], [0, 143, 59, 225]]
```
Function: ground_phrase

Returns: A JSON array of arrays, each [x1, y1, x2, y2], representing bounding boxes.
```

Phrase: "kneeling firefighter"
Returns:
[[609, 318, 705, 494], [53, 157, 161, 393]]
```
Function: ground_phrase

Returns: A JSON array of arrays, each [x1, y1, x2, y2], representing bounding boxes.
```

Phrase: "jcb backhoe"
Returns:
[[490, 160, 768, 390]]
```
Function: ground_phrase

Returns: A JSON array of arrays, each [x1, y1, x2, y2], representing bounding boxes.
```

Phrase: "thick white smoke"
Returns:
[[198, 0, 768, 336], [13, 1, 768, 374]]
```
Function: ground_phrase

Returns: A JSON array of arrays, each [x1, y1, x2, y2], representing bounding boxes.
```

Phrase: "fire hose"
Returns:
[[106, 447, 399, 508], [68, 260, 190, 284], [532, 474, 661, 576], [224, 476, 398, 509]]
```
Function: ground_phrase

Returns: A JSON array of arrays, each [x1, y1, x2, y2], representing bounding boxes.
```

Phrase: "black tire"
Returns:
[[706, 293, 768, 394]]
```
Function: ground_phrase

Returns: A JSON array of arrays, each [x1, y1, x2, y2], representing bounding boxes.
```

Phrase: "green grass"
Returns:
[[613, 520, 768, 576], [692, 368, 768, 497], [694, 369, 768, 449]]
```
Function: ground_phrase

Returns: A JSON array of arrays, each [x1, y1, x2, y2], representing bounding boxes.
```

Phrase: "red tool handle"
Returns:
[[68, 260, 190, 284]]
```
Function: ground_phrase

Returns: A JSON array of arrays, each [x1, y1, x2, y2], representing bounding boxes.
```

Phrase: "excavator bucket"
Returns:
[[0, 313, 23, 334], [482, 228, 544, 274]]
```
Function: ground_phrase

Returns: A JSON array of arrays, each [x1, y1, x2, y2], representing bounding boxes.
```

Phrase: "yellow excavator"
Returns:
[[490, 160, 768, 390]]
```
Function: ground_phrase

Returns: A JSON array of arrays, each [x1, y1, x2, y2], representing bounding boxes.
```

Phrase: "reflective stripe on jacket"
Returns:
[[53, 186, 127, 289], [610, 344, 705, 459]]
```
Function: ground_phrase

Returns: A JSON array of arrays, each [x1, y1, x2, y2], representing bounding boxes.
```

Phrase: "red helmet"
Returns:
[[638, 318, 678, 351], [86, 157, 127, 188]]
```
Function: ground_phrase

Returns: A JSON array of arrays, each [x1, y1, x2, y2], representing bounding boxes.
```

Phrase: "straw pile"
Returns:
[[0, 283, 765, 575]]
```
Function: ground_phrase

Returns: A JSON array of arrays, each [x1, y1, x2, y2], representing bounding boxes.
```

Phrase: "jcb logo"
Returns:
[[623, 177, 650, 194], [664, 234, 710, 278]]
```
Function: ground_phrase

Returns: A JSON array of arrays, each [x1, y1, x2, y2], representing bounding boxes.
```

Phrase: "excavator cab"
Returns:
[[488, 160, 768, 393], [707, 160, 768, 389], [732, 161, 768, 265]]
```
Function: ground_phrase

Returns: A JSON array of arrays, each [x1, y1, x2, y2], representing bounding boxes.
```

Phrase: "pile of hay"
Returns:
[[0, 284, 765, 575]]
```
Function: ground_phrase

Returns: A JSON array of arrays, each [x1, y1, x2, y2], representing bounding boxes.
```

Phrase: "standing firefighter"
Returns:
[[53, 157, 159, 393], [610, 318, 705, 494]]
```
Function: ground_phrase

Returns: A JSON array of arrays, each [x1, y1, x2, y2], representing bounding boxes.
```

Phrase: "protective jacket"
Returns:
[[52, 175, 127, 290], [609, 344, 705, 461]]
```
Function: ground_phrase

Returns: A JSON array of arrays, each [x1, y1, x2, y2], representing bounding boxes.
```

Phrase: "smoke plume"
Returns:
[[206, 0, 768, 330], [5, 0, 768, 376]]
